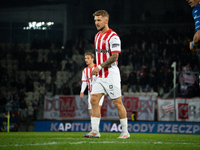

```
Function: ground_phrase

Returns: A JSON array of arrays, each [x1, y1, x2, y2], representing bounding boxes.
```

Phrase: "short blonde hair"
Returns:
[[93, 10, 109, 19], [85, 52, 94, 59]]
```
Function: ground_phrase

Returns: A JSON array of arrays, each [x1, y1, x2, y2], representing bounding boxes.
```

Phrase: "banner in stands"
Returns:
[[43, 95, 156, 121], [157, 97, 200, 122], [34, 120, 200, 134], [0, 117, 18, 132]]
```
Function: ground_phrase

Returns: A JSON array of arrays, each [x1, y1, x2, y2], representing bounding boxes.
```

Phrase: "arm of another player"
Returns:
[[80, 81, 87, 99], [190, 30, 200, 51], [91, 53, 119, 75]]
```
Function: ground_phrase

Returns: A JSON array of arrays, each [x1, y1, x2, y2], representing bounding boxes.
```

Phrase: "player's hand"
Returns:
[[189, 42, 197, 52], [80, 92, 84, 99], [91, 67, 100, 75]]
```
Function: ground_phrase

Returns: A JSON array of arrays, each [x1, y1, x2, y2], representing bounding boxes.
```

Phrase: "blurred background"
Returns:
[[0, 0, 200, 131]]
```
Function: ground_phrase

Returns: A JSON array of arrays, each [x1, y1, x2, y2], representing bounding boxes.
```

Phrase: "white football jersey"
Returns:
[[94, 29, 121, 78]]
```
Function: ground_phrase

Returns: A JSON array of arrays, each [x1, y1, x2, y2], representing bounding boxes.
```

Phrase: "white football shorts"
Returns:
[[91, 74, 121, 99]]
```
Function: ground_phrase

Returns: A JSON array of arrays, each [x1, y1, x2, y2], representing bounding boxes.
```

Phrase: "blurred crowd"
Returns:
[[118, 26, 199, 97], [0, 25, 200, 120]]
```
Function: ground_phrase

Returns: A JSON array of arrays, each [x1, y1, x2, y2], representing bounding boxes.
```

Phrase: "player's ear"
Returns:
[[106, 18, 109, 24]]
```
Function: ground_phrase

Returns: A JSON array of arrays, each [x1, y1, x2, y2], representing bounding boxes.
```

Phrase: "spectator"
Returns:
[[25, 75, 34, 92], [32, 99, 39, 121], [190, 52, 199, 70], [121, 49, 129, 66], [183, 63, 192, 72], [180, 83, 188, 98], [13, 99, 20, 117], [127, 71, 138, 92], [64, 60, 72, 71], [51, 60, 59, 78], [76, 36, 85, 55], [64, 37, 74, 59], [5, 98, 14, 117], [1, 69, 9, 87], [10, 70, 19, 88], [155, 59, 164, 73], [19, 100, 27, 120], [39, 71, 46, 84], [121, 74, 128, 93], [131, 52, 138, 70], [0, 93, 7, 114], [138, 68, 146, 77], [165, 68, 173, 92], [131, 111, 137, 121], [62, 83, 71, 95], [139, 73, 148, 92], [72, 82, 81, 95], [148, 66, 158, 92], [38, 59, 47, 71], [157, 67, 166, 95], [17, 80, 25, 91], [139, 68, 148, 92], [18, 89, 26, 102]]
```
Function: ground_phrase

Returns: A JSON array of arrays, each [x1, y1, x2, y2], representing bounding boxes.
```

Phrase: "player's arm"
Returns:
[[91, 53, 118, 75], [80, 70, 87, 99], [190, 30, 200, 51], [80, 81, 87, 99], [100, 53, 118, 68]]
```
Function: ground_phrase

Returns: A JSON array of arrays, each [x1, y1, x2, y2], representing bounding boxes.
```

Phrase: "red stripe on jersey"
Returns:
[[97, 33, 102, 77], [83, 64, 97, 93], [86, 66, 89, 80], [102, 30, 112, 78], [87, 66, 91, 92], [94, 29, 120, 78], [112, 50, 121, 53]]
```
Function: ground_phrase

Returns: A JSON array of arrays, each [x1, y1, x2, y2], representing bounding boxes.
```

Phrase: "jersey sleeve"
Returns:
[[81, 69, 87, 82], [109, 35, 121, 53], [80, 81, 87, 93], [193, 5, 200, 32]]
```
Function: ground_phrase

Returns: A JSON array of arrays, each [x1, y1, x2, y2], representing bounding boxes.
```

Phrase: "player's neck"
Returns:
[[100, 26, 110, 34], [88, 63, 94, 68]]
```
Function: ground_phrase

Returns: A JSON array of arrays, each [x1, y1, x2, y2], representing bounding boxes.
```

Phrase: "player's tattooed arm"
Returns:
[[100, 53, 118, 68]]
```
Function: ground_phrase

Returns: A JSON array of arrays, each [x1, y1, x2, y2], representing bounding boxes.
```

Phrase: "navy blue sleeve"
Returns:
[[193, 5, 200, 32]]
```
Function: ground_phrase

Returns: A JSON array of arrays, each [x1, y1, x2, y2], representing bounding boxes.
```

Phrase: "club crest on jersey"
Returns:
[[96, 49, 109, 53]]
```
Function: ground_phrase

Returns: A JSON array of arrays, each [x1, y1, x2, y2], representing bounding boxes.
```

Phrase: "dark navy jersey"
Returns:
[[192, 3, 200, 32]]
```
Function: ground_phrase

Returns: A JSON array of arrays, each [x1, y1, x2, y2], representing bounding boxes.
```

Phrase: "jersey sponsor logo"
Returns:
[[95, 49, 109, 53], [112, 43, 120, 48]]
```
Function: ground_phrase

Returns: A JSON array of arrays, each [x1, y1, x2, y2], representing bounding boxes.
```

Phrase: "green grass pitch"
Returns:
[[0, 132, 200, 150]]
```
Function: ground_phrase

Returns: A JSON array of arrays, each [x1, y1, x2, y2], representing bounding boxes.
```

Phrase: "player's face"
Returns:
[[85, 55, 93, 66], [186, 0, 199, 8], [94, 15, 108, 31]]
